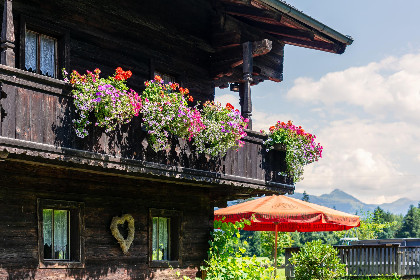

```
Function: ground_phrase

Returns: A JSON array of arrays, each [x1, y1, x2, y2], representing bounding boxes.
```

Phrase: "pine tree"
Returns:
[[302, 191, 309, 202], [397, 204, 420, 238]]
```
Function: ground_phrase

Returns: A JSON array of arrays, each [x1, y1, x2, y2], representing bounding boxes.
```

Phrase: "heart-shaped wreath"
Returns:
[[110, 214, 135, 255]]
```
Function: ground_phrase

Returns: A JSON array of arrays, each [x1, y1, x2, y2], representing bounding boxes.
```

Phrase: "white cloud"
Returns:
[[287, 52, 420, 122], [215, 93, 293, 132], [214, 93, 240, 109], [215, 53, 420, 204], [297, 119, 420, 204], [283, 52, 420, 204]]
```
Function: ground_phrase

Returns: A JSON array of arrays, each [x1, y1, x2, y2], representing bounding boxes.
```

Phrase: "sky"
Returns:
[[215, 1, 420, 205]]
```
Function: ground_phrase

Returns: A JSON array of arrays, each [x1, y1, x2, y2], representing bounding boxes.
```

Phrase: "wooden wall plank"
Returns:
[[1, 83, 16, 138], [30, 91, 43, 143], [43, 94, 56, 145], [15, 87, 31, 141]]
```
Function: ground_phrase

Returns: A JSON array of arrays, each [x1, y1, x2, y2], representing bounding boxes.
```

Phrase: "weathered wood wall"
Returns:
[[11, 0, 216, 102], [0, 66, 292, 196], [0, 160, 212, 279]]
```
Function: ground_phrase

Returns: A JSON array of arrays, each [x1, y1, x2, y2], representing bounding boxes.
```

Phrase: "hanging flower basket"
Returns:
[[262, 120, 323, 182], [272, 143, 287, 151], [64, 69, 248, 157], [63, 67, 141, 138]]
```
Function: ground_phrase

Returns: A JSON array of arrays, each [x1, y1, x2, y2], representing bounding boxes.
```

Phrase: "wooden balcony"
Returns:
[[0, 65, 294, 195]]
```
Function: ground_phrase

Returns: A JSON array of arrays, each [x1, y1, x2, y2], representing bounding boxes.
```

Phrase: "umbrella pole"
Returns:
[[274, 224, 278, 278]]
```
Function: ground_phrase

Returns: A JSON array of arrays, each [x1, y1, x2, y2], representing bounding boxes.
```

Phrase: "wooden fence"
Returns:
[[285, 245, 420, 279], [399, 247, 420, 276]]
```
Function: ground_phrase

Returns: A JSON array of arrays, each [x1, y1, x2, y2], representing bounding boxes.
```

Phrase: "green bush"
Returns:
[[203, 219, 278, 280], [174, 219, 279, 280], [289, 240, 346, 280]]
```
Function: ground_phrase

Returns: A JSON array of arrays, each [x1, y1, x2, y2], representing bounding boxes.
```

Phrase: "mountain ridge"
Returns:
[[288, 189, 418, 215]]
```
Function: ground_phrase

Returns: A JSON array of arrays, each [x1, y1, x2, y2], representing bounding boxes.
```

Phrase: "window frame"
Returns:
[[37, 199, 85, 269], [149, 208, 183, 268], [149, 58, 184, 86], [23, 29, 58, 78], [19, 16, 70, 79]]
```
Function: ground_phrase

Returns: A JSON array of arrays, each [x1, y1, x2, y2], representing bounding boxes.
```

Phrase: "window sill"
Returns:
[[149, 260, 180, 268], [39, 260, 85, 269], [0, 64, 69, 96]]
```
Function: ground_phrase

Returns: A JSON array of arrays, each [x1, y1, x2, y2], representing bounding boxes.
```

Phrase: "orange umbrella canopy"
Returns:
[[214, 195, 360, 232]]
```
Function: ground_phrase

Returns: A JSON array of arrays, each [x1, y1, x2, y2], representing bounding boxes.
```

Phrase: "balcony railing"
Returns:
[[0, 65, 293, 193]]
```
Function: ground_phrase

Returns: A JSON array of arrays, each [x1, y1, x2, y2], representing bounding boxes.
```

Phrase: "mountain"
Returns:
[[288, 189, 418, 215], [379, 198, 419, 215]]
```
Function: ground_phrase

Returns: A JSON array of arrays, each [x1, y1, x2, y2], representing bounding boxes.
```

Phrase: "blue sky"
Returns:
[[216, 1, 420, 204]]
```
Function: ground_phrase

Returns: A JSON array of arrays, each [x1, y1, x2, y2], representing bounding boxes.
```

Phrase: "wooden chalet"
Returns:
[[0, 0, 352, 279]]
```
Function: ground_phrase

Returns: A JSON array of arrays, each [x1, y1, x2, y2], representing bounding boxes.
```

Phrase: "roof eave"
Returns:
[[258, 0, 353, 46]]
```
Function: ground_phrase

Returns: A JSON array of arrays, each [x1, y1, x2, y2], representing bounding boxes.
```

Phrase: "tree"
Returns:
[[335, 210, 396, 241], [302, 191, 309, 202], [260, 231, 293, 262], [397, 204, 420, 238], [373, 206, 403, 239]]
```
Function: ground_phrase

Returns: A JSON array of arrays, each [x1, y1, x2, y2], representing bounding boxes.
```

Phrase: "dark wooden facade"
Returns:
[[0, 160, 213, 279], [0, 0, 351, 279]]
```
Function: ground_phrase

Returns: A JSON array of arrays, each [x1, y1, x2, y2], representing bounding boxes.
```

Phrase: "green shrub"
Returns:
[[289, 240, 346, 280], [203, 219, 278, 280], [174, 219, 279, 280]]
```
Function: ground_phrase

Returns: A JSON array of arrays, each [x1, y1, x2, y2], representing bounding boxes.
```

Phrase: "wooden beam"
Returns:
[[212, 31, 241, 49], [1, 0, 15, 67], [219, 0, 251, 5], [212, 39, 272, 73], [241, 41, 253, 129], [239, 18, 315, 41], [213, 69, 268, 87], [280, 37, 346, 54], [224, 3, 282, 23]]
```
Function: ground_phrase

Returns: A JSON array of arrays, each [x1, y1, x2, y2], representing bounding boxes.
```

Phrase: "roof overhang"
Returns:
[[212, 0, 353, 86], [222, 0, 352, 54]]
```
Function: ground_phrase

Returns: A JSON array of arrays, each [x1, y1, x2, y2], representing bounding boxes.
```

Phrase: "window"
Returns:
[[154, 71, 177, 84], [43, 209, 70, 260], [152, 217, 170, 261], [37, 199, 84, 268], [149, 209, 182, 267], [24, 29, 57, 78]]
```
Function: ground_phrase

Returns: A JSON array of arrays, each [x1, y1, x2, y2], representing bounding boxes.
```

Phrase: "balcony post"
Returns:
[[241, 41, 253, 129], [1, 0, 15, 67]]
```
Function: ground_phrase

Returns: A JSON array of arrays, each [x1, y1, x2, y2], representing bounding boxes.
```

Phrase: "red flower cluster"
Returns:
[[179, 87, 189, 95], [114, 67, 132, 81], [154, 75, 162, 83], [226, 103, 234, 111], [169, 83, 179, 91], [178, 87, 193, 102], [274, 120, 315, 141]]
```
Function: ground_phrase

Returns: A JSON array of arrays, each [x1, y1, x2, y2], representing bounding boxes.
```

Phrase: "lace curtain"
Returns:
[[152, 217, 170, 260], [40, 35, 56, 78], [25, 30, 56, 78], [25, 30, 37, 73], [43, 209, 69, 260]]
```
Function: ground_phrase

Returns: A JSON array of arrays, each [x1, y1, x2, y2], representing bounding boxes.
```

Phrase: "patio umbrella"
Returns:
[[214, 195, 360, 271]]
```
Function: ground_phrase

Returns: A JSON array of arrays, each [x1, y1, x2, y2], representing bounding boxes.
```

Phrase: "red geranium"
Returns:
[[226, 103, 234, 111]]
